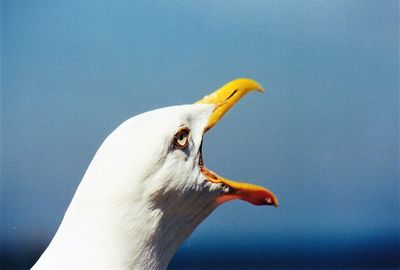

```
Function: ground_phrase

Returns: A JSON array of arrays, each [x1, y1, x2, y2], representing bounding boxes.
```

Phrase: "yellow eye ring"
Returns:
[[173, 127, 190, 149]]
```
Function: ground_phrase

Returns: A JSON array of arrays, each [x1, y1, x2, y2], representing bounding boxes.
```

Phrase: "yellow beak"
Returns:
[[196, 78, 278, 207]]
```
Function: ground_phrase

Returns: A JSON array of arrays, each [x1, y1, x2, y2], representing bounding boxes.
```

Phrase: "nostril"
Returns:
[[225, 89, 238, 101]]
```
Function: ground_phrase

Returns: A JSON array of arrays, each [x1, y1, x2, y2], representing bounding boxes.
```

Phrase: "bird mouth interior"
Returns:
[[198, 142, 220, 183]]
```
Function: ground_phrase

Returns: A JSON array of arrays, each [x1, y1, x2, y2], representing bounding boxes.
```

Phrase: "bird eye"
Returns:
[[173, 127, 190, 149]]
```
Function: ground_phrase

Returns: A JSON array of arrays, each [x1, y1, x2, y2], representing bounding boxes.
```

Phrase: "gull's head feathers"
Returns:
[[32, 79, 278, 270]]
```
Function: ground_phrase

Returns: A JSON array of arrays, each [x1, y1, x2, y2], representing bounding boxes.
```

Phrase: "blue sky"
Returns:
[[1, 1, 399, 268]]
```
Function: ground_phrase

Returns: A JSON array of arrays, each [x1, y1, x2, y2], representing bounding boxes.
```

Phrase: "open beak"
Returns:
[[196, 78, 278, 207]]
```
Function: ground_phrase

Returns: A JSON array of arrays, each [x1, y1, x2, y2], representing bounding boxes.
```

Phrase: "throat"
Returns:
[[137, 190, 218, 269]]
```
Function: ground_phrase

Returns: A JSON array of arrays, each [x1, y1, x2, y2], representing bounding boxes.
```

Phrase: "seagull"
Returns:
[[31, 78, 278, 270]]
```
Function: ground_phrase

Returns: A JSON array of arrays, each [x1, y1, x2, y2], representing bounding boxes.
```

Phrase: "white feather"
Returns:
[[32, 104, 224, 270]]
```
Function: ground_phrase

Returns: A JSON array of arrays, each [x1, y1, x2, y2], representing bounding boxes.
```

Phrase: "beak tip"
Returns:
[[264, 195, 279, 207], [238, 78, 265, 93]]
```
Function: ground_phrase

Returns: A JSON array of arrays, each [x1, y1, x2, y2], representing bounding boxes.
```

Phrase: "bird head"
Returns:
[[86, 78, 278, 211]]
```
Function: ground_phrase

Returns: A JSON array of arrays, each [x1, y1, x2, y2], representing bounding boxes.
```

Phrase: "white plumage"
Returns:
[[32, 79, 278, 270]]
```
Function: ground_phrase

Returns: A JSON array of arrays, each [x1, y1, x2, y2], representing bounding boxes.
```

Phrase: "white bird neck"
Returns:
[[33, 174, 218, 270]]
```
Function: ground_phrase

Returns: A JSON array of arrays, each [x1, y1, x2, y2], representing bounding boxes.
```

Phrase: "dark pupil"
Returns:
[[179, 133, 185, 141]]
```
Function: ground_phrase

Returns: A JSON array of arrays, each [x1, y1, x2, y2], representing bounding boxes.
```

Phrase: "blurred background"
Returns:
[[1, 1, 398, 269]]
